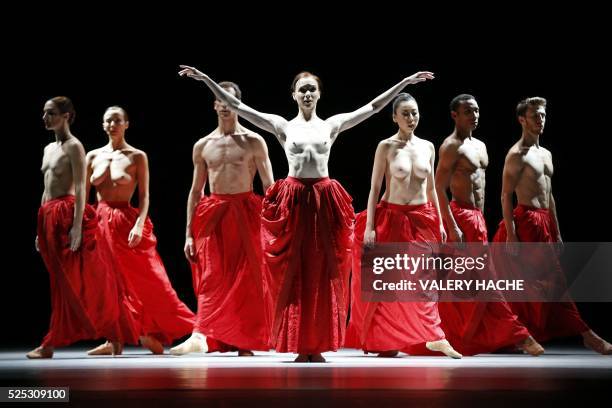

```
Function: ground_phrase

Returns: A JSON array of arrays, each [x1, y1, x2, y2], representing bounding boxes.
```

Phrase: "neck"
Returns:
[[454, 127, 472, 140], [53, 127, 71, 143], [218, 117, 239, 135], [397, 129, 415, 141], [520, 131, 540, 147], [108, 136, 128, 150], [297, 108, 317, 122]]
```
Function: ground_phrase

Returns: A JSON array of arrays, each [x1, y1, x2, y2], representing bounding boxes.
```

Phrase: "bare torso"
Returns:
[[89, 145, 144, 202], [198, 127, 260, 194], [449, 136, 488, 208], [41, 138, 81, 201], [380, 137, 433, 205], [514, 143, 553, 208], [282, 118, 333, 178]]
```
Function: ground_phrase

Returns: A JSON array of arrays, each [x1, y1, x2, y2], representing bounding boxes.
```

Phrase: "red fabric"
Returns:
[[37, 196, 141, 347], [492, 204, 589, 342], [191, 192, 270, 352], [437, 201, 531, 355], [262, 177, 354, 353], [97, 201, 194, 345], [345, 201, 446, 353]]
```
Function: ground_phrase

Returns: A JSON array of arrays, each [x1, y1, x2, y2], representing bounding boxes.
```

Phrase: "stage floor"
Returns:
[[1, 347, 611, 407]]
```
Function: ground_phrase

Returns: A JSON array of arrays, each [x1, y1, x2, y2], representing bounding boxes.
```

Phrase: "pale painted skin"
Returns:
[[500, 104, 559, 244], [364, 98, 447, 246], [435, 98, 488, 242], [39, 100, 86, 252], [184, 86, 274, 262], [86, 108, 149, 248], [178, 65, 434, 179]]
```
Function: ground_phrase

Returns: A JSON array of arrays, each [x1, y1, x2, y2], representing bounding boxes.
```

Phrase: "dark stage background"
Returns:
[[5, 28, 611, 347]]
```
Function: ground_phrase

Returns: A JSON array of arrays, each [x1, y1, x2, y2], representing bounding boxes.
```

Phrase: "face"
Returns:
[[103, 109, 129, 138], [519, 105, 546, 135], [214, 86, 238, 120], [292, 77, 320, 110], [452, 99, 479, 131], [42, 100, 68, 131], [393, 100, 419, 133]]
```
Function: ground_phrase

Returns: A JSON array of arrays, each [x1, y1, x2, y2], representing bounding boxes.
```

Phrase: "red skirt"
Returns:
[[345, 201, 446, 353], [262, 177, 354, 353], [97, 201, 194, 345], [37, 196, 140, 347], [190, 192, 270, 351], [437, 201, 531, 355], [492, 205, 589, 342]]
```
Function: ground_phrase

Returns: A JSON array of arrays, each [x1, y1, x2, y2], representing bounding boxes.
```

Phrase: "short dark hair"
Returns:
[[219, 81, 242, 100], [450, 94, 476, 112], [392, 93, 416, 113], [516, 97, 547, 118], [48, 96, 76, 125]]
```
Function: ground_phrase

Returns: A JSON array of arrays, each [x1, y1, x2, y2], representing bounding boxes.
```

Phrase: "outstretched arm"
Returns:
[[179, 65, 289, 146], [326, 72, 434, 140]]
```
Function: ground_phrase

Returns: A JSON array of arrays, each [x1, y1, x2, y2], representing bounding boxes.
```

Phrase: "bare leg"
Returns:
[[170, 332, 208, 355], [140, 335, 164, 355], [426, 339, 463, 359], [517, 336, 545, 356], [582, 330, 612, 355], [26, 346, 54, 359]]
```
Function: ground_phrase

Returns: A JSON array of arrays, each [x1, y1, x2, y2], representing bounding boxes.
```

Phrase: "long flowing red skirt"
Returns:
[[345, 201, 446, 353], [492, 205, 588, 342], [262, 177, 354, 353], [191, 192, 270, 351], [37, 196, 141, 347], [97, 201, 194, 345], [437, 201, 531, 355]]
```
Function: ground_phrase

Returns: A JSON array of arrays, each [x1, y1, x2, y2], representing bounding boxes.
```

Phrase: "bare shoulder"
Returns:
[[65, 137, 85, 154], [131, 147, 148, 163], [86, 146, 104, 159], [378, 137, 397, 152], [540, 146, 553, 158], [195, 129, 218, 149]]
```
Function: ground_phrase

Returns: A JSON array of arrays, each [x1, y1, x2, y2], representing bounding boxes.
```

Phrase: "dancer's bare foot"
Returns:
[[294, 354, 309, 362], [170, 333, 208, 355], [140, 335, 164, 355], [426, 339, 463, 359], [26, 346, 54, 359], [517, 336, 544, 356], [238, 349, 254, 357], [87, 341, 113, 356], [377, 350, 399, 358], [583, 330, 612, 355], [309, 353, 326, 363], [111, 342, 123, 356]]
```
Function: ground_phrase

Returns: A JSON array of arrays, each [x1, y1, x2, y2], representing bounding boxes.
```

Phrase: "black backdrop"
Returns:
[[4, 21, 611, 347]]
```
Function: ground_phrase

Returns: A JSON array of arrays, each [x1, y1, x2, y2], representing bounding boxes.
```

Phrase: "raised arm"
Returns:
[[326, 72, 434, 139], [426, 143, 447, 242], [364, 141, 388, 247], [184, 140, 208, 262], [501, 151, 524, 243], [435, 140, 462, 242], [66, 140, 87, 252], [179, 65, 289, 145], [128, 152, 150, 248]]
